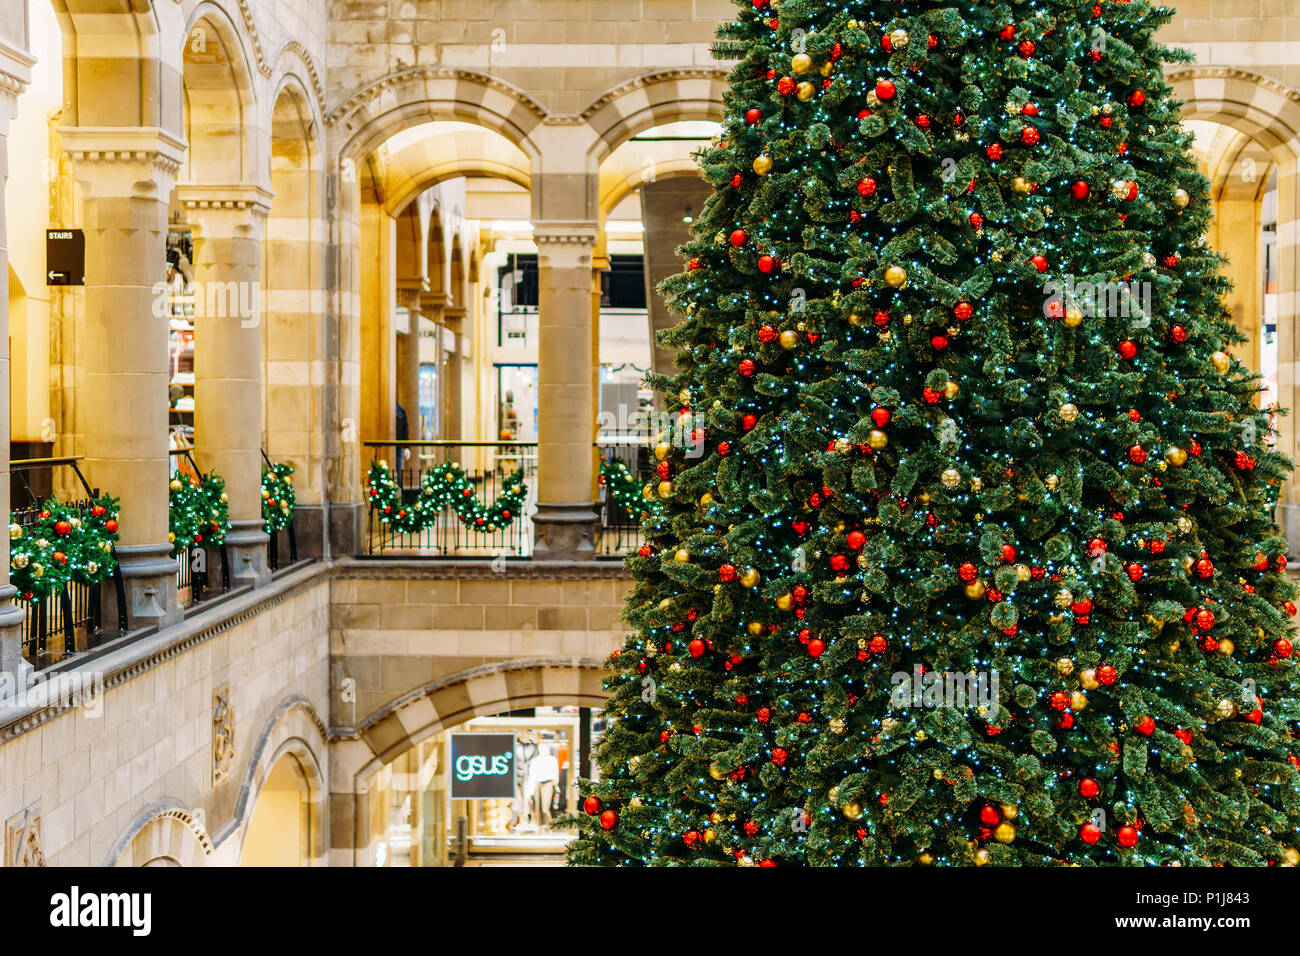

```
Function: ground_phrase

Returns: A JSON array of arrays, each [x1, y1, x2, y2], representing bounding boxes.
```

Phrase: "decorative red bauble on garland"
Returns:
[[1018, 39, 1036, 57], [1078, 778, 1100, 798], [758, 323, 777, 343], [915, 114, 931, 129], [807, 638, 826, 658], [958, 561, 978, 582], [979, 805, 1001, 826], [1126, 563, 1144, 582], [729, 229, 747, 247], [738, 358, 756, 377], [717, 441, 731, 456], [857, 176, 877, 197], [1117, 339, 1137, 359], [583, 796, 602, 815], [874, 78, 896, 100], [1080, 823, 1102, 844], [1116, 825, 1139, 848], [1072, 598, 1093, 617], [953, 301, 973, 320], [1195, 608, 1216, 630], [871, 407, 891, 427], [1020, 125, 1040, 146], [1170, 324, 1188, 342], [1274, 638, 1294, 658], [1030, 254, 1048, 273], [922, 386, 943, 404], [776, 76, 795, 95], [868, 634, 887, 654], [54, 520, 71, 535], [745, 108, 762, 125], [829, 554, 849, 572], [931, 334, 949, 351], [599, 809, 619, 830], [718, 563, 737, 582], [969, 212, 983, 230], [1133, 716, 1155, 737], [105, 519, 118, 533], [1128, 444, 1148, 464], [1049, 691, 1070, 711], [1070, 180, 1090, 200], [1000, 544, 1016, 563], [985, 143, 1003, 161], [1174, 728, 1193, 745], [1194, 555, 1214, 578], [771, 747, 788, 766], [742, 414, 757, 430], [757, 255, 776, 274], [688, 639, 705, 658], [847, 530, 866, 551], [637, 544, 653, 557], [1163, 254, 1179, 269], [1097, 664, 1118, 686], [1128, 89, 1146, 108]]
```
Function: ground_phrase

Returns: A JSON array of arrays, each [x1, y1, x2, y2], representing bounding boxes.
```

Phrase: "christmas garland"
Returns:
[[262, 461, 296, 534], [600, 458, 654, 520], [9, 496, 121, 602], [366, 459, 528, 534], [169, 471, 231, 555]]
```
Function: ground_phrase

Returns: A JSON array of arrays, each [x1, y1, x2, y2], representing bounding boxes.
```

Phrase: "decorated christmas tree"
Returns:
[[565, 0, 1300, 866]]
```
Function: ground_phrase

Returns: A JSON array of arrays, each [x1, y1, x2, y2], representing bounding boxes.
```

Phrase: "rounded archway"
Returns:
[[239, 750, 316, 867]]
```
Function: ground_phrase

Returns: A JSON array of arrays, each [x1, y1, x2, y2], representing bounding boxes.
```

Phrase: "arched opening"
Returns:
[[239, 751, 315, 867]]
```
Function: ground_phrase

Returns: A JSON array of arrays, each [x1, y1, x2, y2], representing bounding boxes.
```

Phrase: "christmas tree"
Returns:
[[565, 0, 1300, 866]]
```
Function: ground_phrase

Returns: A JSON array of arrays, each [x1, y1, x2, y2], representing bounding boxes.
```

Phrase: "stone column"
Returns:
[[531, 221, 599, 560], [61, 126, 187, 629], [0, 41, 33, 678], [591, 246, 608, 502], [443, 306, 466, 441], [178, 186, 273, 589], [395, 289, 422, 447]]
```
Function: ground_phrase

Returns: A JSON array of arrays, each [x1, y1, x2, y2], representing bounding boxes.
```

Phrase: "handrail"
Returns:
[[9, 455, 98, 500]]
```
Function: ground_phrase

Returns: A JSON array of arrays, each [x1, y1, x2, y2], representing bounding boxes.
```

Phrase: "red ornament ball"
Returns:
[[847, 530, 866, 551], [583, 796, 602, 815], [1116, 825, 1139, 848], [1097, 664, 1118, 686], [871, 407, 891, 427], [1117, 339, 1137, 359], [599, 809, 619, 830], [979, 805, 1001, 826], [1080, 823, 1102, 845], [745, 108, 762, 125], [1001, 544, 1017, 563], [857, 177, 877, 197], [729, 229, 747, 247], [807, 638, 826, 658], [1133, 716, 1156, 737], [688, 639, 706, 658], [1071, 180, 1090, 200], [985, 143, 1003, 162], [738, 358, 757, 377], [1170, 324, 1188, 343], [875, 79, 896, 100], [757, 255, 776, 274], [1078, 778, 1100, 798], [1274, 638, 1294, 659], [1020, 125, 1040, 146], [958, 561, 978, 583], [1030, 254, 1048, 273]]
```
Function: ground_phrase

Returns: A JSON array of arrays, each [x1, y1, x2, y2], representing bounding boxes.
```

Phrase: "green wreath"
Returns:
[[366, 459, 528, 534], [169, 471, 231, 555], [262, 461, 296, 534], [599, 458, 654, 519], [9, 495, 121, 602]]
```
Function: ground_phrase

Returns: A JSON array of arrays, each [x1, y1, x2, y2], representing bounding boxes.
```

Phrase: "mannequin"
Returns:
[[525, 742, 559, 829]]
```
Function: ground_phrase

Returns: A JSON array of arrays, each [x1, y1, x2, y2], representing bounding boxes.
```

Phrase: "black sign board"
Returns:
[[46, 229, 85, 286], [449, 733, 516, 799]]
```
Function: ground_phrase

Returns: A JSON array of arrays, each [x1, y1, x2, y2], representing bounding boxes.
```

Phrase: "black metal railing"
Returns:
[[363, 441, 537, 557], [169, 448, 230, 607], [595, 436, 652, 558], [261, 449, 298, 571], [9, 457, 128, 669]]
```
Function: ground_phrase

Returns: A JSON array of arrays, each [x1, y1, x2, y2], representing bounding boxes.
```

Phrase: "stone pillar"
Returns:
[[531, 221, 599, 560], [178, 185, 273, 589], [61, 126, 187, 629], [0, 42, 33, 677], [591, 246, 609, 502], [395, 289, 422, 448], [443, 306, 466, 442]]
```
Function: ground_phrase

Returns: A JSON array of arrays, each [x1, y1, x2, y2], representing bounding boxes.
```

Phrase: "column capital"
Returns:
[[0, 38, 34, 128], [58, 126, 187, 200], [176, 184, 274, 239], [531, 220, 599, 248]]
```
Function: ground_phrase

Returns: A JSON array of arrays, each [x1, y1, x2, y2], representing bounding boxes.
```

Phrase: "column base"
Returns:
[[286, 503, 329, 560], [0, 586, 31, 690], [531, 501, 598, 561], [117, 542, 184, 630], [328, 502, 363, 558], [224, 520, 271, 589]]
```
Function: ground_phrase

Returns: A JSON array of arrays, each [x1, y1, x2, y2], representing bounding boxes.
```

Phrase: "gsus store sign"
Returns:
[[449, 733, 515, 799]]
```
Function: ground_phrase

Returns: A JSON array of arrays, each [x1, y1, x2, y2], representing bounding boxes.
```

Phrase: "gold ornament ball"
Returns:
[[867, 429, 889, 450], [993, 822, 1016, 844], [1063, 306, 1084, 328], [678, 388, 692, 406], [779, 329, 799, 349], [1176, 516, 1193, 535], [1173, 188, 1190, 208], [1210, 350, 1231, 375], [1056, 656, 1075, 676], [945, 380, 960, 399], [709, 762, 727, 781], [1216, 638, 1235, 656], [834, 437, 852, 454], [918, 851, 934, 865], [796, 81, 816, 102], [1059, 403, 1079, 423], [170, 478, 183, 492], [654, 442, 671, 460], [1013, 176, 1032, 194], [776, 592, 794, 611], [1079, 668, 1100, 690], [1015, 563, 1031, 583], [974, 848, 992, 866], [829, 717, 846, 734], [1000, 804, 1019, 820], [1165, 446, 1187, 466], [1054, 589, 1074, 609], [1070, 690, 1088, 711], [842, 800, 863, 821], [884, 265, 908, 288], [1045, 474, 1060, 491], [791, 52, 813, 73], [965, 579, 987, 600], [747, 620, 764, 636], [673, 548, 690, 563], [703, 828, 716, 844], [752, 153, 773, 176], [699, 492, 714, 507], [890, 28, 910, 48], [642, 483, 656, 501], [1282, 847, 1300, 867], [8, 523, 19, 541], [657, 480, 674, 499], [740, 567, 762, 589], [940, 467, 961, 489], [1216, 698, 1237, 718]]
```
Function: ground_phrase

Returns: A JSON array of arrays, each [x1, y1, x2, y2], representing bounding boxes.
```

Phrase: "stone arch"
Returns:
[[104, 801, 215, 867], [353, 656, 607, 772], [1171, 67, 1300, 540], [601, 159, 705, 218], [181, 1, 260, 184], [329, 67, 547, 164], [49, 0, 164, 128], [582, 69, 728, 164], [383, 124, 531, 217], [222, 696, 329, 865]]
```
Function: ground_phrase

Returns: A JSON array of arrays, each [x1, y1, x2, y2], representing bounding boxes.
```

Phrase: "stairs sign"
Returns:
[[46, 229, 85, 286]]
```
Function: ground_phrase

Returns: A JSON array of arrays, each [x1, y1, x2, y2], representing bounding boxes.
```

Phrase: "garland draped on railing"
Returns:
[[262, 461, 296, 534], [366, 459, 528, 534], [169, 472, 231, 555], [9, 496, 121, 602]]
